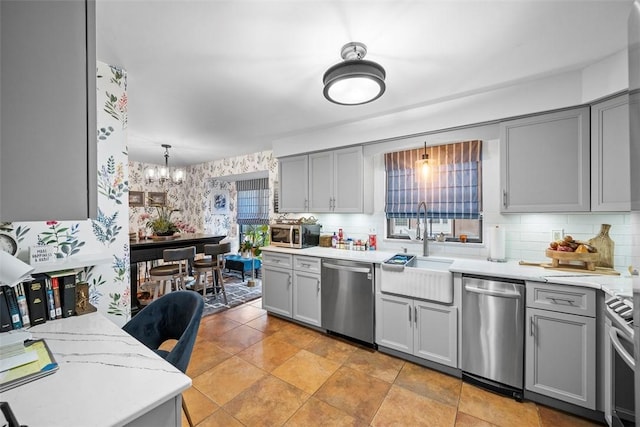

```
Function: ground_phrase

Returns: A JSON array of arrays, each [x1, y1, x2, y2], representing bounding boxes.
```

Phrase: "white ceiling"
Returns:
[[96, 0, 633, 167]]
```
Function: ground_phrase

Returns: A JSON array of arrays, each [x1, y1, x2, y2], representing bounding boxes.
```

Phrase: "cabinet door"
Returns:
[[500, 107, 590, 213], [308, 151, 333, 212], [525, 308, 596, 409], [333, 147, 363, 213], [292, 270, 321, 327], [414, 301, 457, 368], [1, 0, 97, 221], [375, 293, 413, 353], [591, 94, 630, 211], [262, 266, 292, 318], [278, 155, 308, 213]]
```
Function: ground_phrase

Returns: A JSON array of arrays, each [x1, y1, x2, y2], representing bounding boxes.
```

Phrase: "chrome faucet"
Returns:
[[415, 201, 429, 256]]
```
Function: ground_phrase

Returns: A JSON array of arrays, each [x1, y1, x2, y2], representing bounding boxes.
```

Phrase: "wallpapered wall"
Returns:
[[129, 151, 279, 248], [5, 62, 131, 326]]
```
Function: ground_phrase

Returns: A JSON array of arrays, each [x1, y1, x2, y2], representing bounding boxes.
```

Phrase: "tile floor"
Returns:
[[179, 298, 603, 427]]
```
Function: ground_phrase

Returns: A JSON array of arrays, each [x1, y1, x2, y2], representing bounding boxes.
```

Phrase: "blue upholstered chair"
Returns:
[[123, 290, 204, 426]]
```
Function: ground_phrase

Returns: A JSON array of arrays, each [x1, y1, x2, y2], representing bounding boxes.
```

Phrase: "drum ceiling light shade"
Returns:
[[323, 42, 386, 106]]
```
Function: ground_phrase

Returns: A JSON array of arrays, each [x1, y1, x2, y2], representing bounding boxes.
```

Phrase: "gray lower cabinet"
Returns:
[[262, 252, 293, 317], [292, 255, 321, 327], [376, 293, 457, 368], [1, 0, 97, 221], [262, 252, 322, 327], [500, 107, 590, 213], [525, 282, 596, 409]]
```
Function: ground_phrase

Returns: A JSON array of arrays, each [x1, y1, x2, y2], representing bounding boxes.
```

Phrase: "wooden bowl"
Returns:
[[545, 249, 600, 270]]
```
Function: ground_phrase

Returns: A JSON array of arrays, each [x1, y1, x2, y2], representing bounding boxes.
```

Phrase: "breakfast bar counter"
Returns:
[[2, 312, 190, 427]]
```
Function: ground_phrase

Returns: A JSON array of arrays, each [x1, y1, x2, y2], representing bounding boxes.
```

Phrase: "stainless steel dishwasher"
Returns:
[[462, 275, 525, 400], [321, 259, 375, 345]]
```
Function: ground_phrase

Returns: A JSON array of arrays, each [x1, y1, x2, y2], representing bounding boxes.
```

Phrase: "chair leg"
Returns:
[[182, 395, 194, 427], [216, 268, 228, 305]]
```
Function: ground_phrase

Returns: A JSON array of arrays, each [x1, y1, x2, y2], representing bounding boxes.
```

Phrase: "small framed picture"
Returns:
[[129, 191, 144, 207], [211, 190, 229, 214], [148, 192, 167, 207]]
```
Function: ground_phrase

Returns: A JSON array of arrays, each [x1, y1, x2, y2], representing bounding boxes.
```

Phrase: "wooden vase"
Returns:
[[588, 224, 614, 268]]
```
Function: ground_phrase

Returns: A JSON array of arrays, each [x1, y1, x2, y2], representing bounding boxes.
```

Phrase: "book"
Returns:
[[44, 277, 56, 320], [0, 287, 13, 332], [2, 286, 22, 329], [51, 277, 62, 319], [23, 275, 47, 326], [58, 274, 76, 317], [0, 339, 58, 393], [15, 283, 30, 328]]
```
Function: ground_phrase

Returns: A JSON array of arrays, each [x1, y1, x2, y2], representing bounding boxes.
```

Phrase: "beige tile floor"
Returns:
[[179, 298, 604, 427]]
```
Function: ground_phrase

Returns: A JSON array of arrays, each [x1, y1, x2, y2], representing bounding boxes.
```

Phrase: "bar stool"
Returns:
[[147, 246, 196, 300], [192, 242, 231, 304]]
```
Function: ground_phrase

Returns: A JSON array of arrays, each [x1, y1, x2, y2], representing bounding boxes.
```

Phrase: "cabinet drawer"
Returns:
[[262, 252, 293, 269], [526, 282, 595, 317], [294, 255, 321, 273]]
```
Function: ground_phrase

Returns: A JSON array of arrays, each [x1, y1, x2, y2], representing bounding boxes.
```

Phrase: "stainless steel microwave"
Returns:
[[270, 223, 321, 248]]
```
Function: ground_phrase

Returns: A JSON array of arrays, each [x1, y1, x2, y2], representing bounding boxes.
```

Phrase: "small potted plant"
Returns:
[[245, 224, 269, 257]]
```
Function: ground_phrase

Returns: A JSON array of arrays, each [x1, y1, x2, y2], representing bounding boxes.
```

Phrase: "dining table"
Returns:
[[129, 233, 226, 315]]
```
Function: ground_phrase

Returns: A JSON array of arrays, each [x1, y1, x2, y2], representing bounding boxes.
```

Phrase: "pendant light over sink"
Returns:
[[323, 42, 386, 106], [145, 144, 185, 185], [415, 141, 430, 178]]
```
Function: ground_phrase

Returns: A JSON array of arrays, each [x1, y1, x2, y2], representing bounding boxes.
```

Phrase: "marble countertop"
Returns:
[[261, 246, 634, 298], [2, 313, 191, 427]]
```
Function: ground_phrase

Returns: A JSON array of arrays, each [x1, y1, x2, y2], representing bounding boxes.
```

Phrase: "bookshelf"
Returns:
[[30, 254, 111, 275]]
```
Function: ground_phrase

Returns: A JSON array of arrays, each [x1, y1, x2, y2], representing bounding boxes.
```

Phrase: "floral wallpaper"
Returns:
[[128, 151, 279, 248], [4, 62, 131, 326]]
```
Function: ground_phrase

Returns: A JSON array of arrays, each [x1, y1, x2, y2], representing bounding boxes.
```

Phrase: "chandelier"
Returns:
[[145, 144, 185, 185], [323, 42, 386, 106]]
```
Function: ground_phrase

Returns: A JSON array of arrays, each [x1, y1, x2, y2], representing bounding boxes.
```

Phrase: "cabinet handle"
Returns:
[[317, 279, 320, 293], [408, 306, 412, 323], [502, 190, 507, 208], [414, 306, 418, 326], [530, 317, 534, 337], [546, 297, 575, 306]]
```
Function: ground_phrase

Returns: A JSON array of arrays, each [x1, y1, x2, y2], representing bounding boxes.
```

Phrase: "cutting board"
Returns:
[[518, 261, 620, 276]]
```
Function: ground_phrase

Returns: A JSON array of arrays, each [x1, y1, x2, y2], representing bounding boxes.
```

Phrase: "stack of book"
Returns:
[[1, 270, 77, 332]]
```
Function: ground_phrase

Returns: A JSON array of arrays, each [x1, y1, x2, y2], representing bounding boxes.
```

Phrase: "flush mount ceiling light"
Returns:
[[145, 144, 185, 185], [323, 42, 386, 106]]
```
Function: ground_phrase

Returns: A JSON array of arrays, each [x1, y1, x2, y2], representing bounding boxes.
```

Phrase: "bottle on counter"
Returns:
[[331, 232, 337, 248], [338, 228, 344, 240], [347, 238, 354, 251]]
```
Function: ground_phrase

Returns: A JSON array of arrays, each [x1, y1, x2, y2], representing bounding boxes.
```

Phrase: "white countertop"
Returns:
[[262, 246, 634, 298], [2, 312, 191, 427]]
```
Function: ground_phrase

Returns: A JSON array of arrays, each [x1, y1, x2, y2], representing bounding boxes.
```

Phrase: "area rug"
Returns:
[[196, 271, 262, 317]]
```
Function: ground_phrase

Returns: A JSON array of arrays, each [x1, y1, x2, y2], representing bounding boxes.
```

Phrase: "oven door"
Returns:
[[605, 317, 635, 426]]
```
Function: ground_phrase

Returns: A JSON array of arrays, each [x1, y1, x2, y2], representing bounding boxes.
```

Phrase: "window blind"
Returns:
[[384, 140, 482, 219], [236, 178, 269, 225]]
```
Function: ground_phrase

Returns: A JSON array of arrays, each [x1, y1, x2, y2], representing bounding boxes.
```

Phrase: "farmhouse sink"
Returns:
[[380, 256, 454, 303]]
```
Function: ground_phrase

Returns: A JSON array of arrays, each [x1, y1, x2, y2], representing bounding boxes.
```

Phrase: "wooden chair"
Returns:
[[192, 242, 231, 304], [147, 246, 196, 300]]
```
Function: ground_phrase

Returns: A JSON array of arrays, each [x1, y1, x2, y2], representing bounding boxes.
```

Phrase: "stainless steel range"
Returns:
[[604, 294, 635, 426]]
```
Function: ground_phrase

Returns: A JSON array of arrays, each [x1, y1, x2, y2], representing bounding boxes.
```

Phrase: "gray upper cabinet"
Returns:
[[309, 147, 363, 213], [1, 0, 97, 222], [279, 146, 364, 213], [590, 94, 630, 212], [278, 155, 309, 212], [500, 107, 590, 213]]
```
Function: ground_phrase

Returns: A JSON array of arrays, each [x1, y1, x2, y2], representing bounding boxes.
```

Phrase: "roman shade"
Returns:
[[384, 140, 482, 219], [236, 178, 269, 225]]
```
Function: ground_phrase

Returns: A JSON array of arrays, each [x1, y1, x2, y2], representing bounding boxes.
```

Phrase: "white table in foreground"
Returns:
[[0, 312, 191, 427]]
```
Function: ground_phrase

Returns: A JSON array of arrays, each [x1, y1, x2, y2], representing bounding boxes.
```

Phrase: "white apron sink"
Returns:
[[380, 257, 453, 303]]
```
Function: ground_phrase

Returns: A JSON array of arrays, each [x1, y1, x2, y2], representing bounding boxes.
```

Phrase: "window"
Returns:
[[236, 178, 269, 244], [385, 140, 483, 242]]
